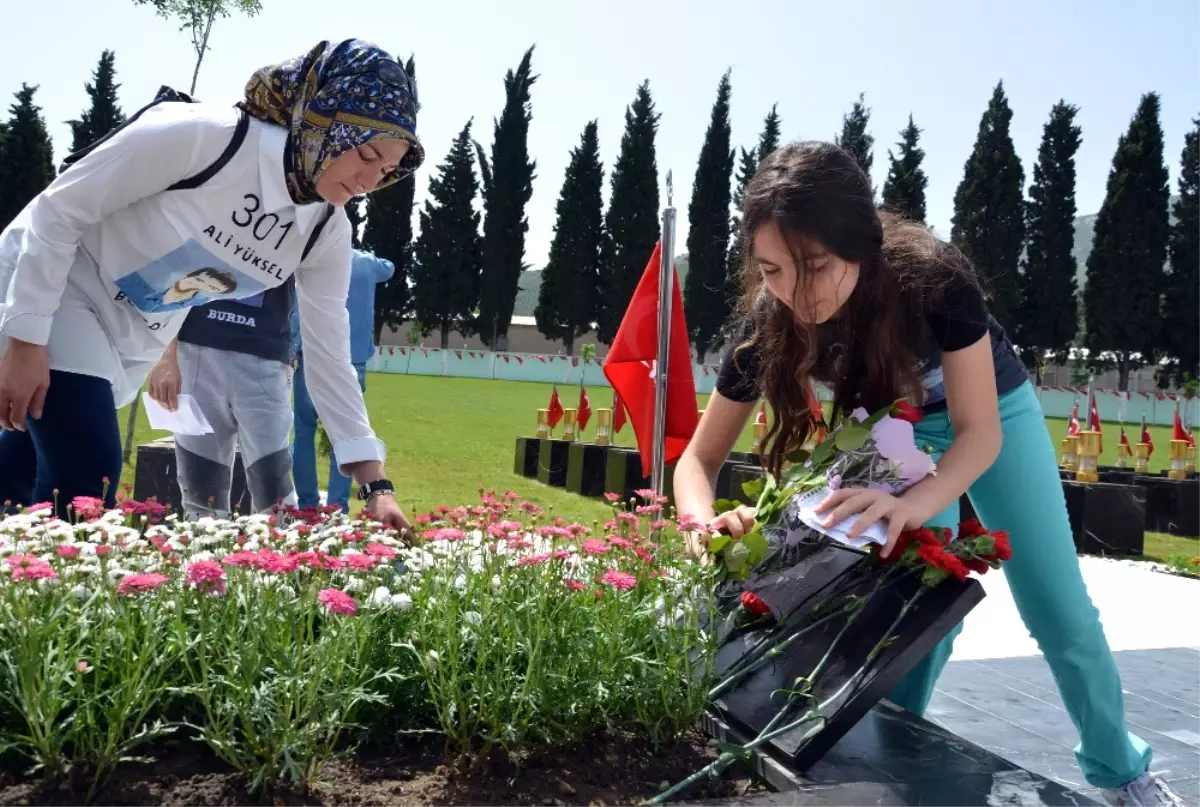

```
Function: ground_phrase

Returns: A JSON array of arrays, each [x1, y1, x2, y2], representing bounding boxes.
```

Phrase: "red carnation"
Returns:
[[892, 401, 924, 424], [983, 530, 1012, 562], [740, 591, 771, 617], [959, 518, 987, 539], [917, 543, 969, 582]]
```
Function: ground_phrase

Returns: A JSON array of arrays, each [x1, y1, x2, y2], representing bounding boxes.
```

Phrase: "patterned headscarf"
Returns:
[[240, 39, 424, 204]]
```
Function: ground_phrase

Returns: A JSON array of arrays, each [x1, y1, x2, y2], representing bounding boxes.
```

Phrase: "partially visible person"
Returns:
[[0, 39, 422, 531], [291, 248, 393, 511], [147, 281, 296, 518]]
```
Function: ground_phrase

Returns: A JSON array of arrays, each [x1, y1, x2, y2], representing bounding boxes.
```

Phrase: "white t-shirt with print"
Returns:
[[0, 102, 384, 469]]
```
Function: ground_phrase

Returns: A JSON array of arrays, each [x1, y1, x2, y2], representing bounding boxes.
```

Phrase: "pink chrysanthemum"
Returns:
[[223, 551, 258, 568], [581, 539, 611, 556], [516, 553, 552, 567], [562, 578, 587, 592], [607, 535, 633, 550], [603, 492, 621, 503], [537, 525, 573, 540], [421, 528, 465, 542], [346, 554, 378, 571], [71, 496, 106, 521], [365, 542, 397, 559], [318, 588, 358, 615], [116, 573, 169, 597], [184, 561, 227, 595], [552, 549, 572, 561], [7, 555, 58, 582], [55, 545, 80, 559], [506, 537, 533, 550], [599, 569, 638, 591]]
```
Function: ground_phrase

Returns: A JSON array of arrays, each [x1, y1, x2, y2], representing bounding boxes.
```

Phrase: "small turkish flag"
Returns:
[[1141, 415, 1154, 456], [578, 386, 592, 431], [1173, 408, 1189, 443], [1119, 426, 1131, 451], [1068, 402, 1081, 437], [602, 240, 699, 477], [1088, 393, 1103, 453], [613, 391, 627, 434], [548, 386, 564, 429], [756, 403, 768, 426]]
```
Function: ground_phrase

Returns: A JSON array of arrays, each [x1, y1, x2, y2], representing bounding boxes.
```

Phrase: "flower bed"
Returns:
[[0, 490, 731, 804]]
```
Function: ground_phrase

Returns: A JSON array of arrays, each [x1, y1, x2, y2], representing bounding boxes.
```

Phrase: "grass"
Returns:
[[116, 374, 1193, 534]]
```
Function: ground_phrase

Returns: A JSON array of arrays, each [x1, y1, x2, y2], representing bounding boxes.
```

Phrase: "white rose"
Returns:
[[390, 592, 413, 611]]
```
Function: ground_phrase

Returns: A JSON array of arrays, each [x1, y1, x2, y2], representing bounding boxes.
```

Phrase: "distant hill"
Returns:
[[511, 253, 691, 319]]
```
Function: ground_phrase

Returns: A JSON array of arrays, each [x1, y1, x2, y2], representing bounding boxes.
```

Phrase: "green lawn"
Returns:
[[116, 375, 1194, 540]]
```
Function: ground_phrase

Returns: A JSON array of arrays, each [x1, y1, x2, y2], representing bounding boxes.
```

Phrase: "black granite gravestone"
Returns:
[[696, 701, 1097, 806], [1075, 483, 1146, 555], [729, 450, 761, 467], [602, 448, 681, 503], [713, 461, 735, 501], [1062, 480, 1086, 543], [133, 439, 251, 514], [728, 465, 766, 506], [513, 437, 540, 478], [711, 540, 985, 769], [1135, 477, 1200, 537], [1100, 469, 1136, 485], [566, 443, 609, 497], [536, 438, 572, 487]]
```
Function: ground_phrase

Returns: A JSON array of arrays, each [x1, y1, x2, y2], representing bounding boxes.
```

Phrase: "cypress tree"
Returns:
[[1163, 117, 1199, 384], [67, 50, 126, 155], [835, 93, 874, 187], [1016, 101, 1082, 381], [1084, 93, 1171, 390], [726, 106, 781, 311], [535, 121, 605, 354], [951, 82, 1026, 331], [684, 70, 735, 360], [411, 121, 483, 349], [477, 46, 537, 349], [880, 115, 927, 223], [0, 84, 55, 232], [596, 81, 660, 345]]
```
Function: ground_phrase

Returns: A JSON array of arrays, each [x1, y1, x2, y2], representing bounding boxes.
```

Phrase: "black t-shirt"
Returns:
[[176, 279, 293, 364], [716, 271, 1028, 412]]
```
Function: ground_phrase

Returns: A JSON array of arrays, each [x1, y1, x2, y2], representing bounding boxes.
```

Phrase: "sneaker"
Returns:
[[1102, 772, 1187, 806]]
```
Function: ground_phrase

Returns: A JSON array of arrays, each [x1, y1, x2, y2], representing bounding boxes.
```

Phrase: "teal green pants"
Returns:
[[887, 381, 1151, 789]]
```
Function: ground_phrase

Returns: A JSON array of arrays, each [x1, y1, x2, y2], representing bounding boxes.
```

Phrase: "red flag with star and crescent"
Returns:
[[578, 386, 592, 432], [547, 386, 564, 430], [602, 240, 699, 477]]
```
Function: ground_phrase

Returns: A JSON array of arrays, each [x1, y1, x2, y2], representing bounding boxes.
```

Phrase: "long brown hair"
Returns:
[[734, 140, 977, 477]]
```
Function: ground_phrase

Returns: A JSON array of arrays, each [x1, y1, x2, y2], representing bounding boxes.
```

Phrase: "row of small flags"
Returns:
[[1068, 392, 1196, 457], [377, 345, 721, 375], [1049, 386, 1194, 401]]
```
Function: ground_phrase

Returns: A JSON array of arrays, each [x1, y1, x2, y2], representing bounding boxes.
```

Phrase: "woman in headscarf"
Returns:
[[0, 39, 421, 529]]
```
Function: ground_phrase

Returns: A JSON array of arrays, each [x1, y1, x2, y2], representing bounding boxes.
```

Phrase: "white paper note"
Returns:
[[793, 484, 889, 549], [142, 392, 214, 436]]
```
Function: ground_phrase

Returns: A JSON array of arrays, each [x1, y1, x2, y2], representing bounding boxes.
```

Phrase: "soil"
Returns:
[[0, 729, 762, 806]]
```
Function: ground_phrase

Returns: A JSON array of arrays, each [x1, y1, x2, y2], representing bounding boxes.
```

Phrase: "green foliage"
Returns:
[[477, 47, 537, 349], [835, 93, 874, 189], [684, 70, 736, 361], [1018, 101, 1082, 376], [951, 82, 1026, 332], [726, 105, 781, 319], [411, 120, 483, 349], [881, 115, 927, 223], [1084, 93, 1171, 390], [536, 121, 605, 354], [132, 0, 262, 94], [0, 84, 55, 232], [597, 81, 660, 345], [1162, 117, 1199, 384], [67, 50, 126, 156]]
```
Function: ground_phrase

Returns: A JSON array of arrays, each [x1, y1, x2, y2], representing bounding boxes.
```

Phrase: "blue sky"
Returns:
[[3, 0, 1197, 270]]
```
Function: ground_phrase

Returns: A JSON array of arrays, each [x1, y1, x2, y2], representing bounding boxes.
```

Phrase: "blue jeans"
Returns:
[[888, 382, 1150, 789], [292, 358, 366, 511], [0, 370, 123, 518]]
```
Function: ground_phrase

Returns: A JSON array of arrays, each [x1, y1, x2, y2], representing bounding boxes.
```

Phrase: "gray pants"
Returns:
[[175, 342, 295, 519]]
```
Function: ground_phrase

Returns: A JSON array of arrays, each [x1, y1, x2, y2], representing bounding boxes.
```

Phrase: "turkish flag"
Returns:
[[613, 391, 627, 433], [756, 403, 768, 426], [1119, 426, 1131, 452], [1141, 416, 1155, 456], [1173, 409, 1189, 443], [578, 386, 592, 431], [1068, 402, 1081, 437], [1088, 393, 1103, 453], [548, 386, 564, 429], [603, 241, 699, 477]]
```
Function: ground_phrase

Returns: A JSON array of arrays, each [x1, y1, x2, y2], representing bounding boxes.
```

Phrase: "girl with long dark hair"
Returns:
[[675, 141, 1181, 806]]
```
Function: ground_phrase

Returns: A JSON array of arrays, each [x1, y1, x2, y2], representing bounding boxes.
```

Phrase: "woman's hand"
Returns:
[[710, 505, 758, 541], [814, 488, 921, 558], [147, 352, 182, 411], [365, 493, 413, 535], [0, 339, 50, 431]]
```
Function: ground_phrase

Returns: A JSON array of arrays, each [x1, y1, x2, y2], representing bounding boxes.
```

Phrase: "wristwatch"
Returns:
[[357, 479, 396, 501]]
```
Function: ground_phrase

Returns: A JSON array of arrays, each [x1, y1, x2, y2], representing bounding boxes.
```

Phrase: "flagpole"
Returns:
[[651, 172, 677, 495]]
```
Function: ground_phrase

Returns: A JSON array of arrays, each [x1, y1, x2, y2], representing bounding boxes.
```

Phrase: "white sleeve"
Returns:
[[295, 209, 386, 470], [0, 104, 227, 345]]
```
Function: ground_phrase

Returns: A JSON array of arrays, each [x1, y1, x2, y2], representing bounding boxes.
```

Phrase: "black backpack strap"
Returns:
[[59, 86, 192, 174], [301, 204, 337, 262], [167, 110, 249, 192]]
